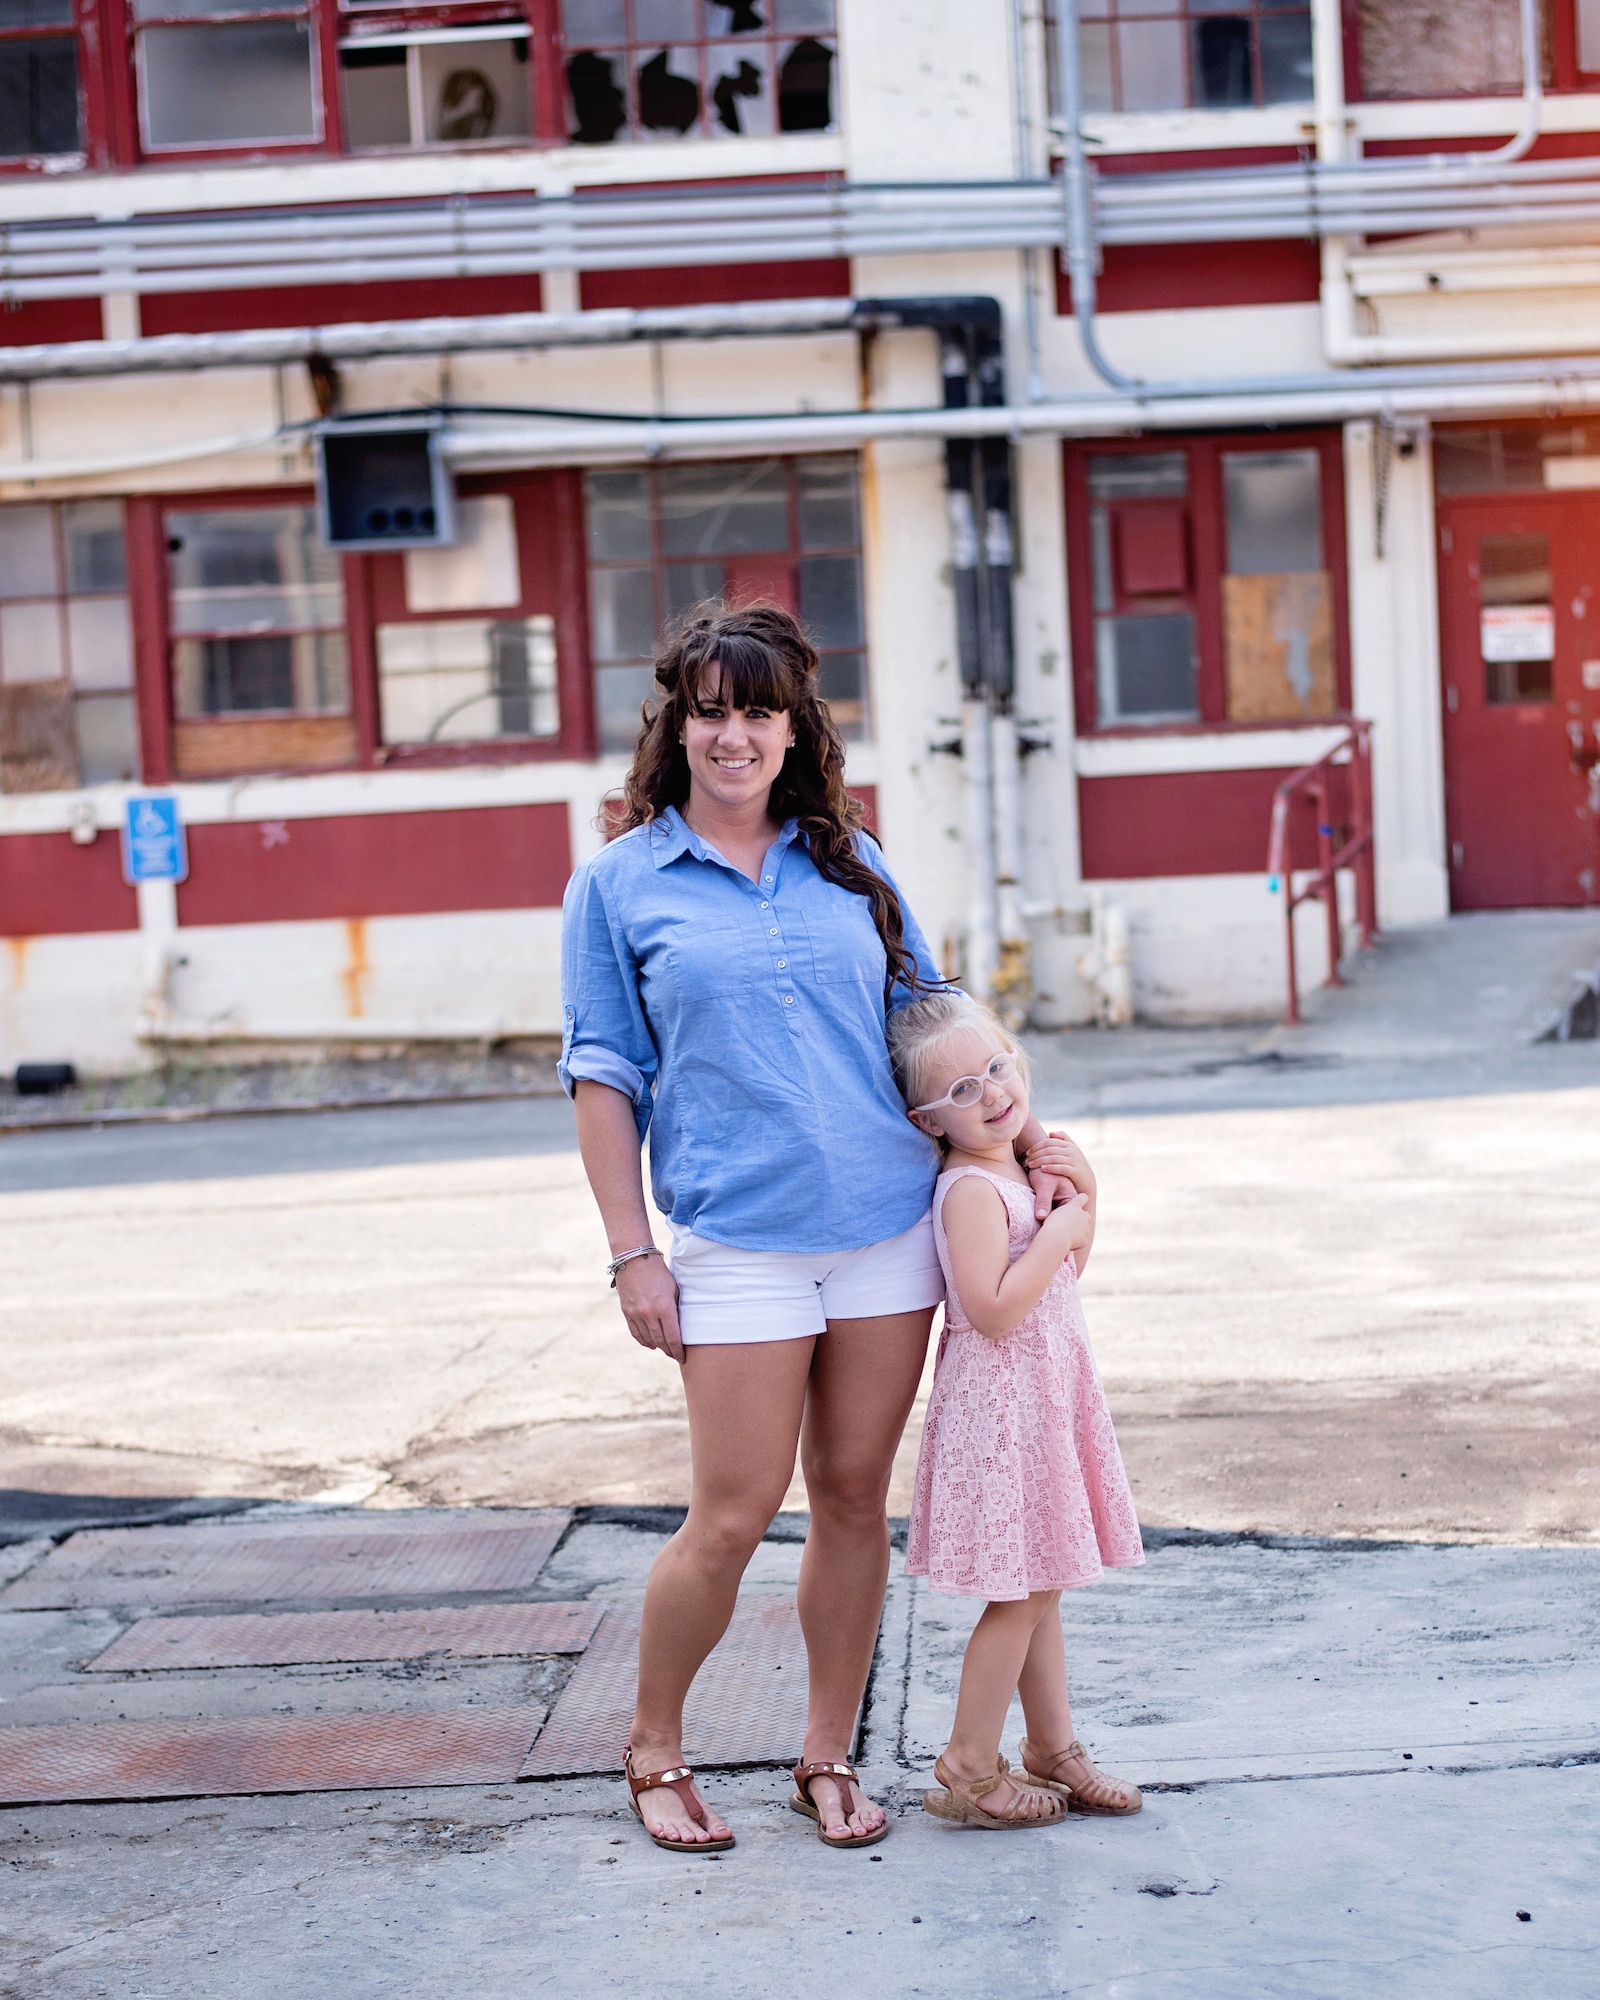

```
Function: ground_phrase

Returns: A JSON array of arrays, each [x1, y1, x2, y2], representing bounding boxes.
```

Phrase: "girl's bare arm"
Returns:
[[940, 1175, 1091, 1341], [572, 1079, 684, 1363]]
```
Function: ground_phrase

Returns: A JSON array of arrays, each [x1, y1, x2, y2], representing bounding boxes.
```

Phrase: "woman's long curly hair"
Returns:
[[618, 600, 929, 1004]]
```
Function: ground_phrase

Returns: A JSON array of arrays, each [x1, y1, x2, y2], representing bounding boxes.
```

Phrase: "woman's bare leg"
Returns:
[[629, 1336, 815, 1844], [795, 1306, 935, 1838]]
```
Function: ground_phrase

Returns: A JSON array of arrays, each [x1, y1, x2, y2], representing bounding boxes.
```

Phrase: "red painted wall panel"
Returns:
[[0, 298, 105, 347], [175, 805, 572, 927], [1078, 767, 1346, 880], [1056, 240, 1322, 316], [580, 259, 851, 311], [0, 834, 139, 936], [141, 275, 544, 337]]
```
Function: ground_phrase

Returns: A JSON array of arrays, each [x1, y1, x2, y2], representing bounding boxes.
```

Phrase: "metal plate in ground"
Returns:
[[86, 1600, 605, 1673], [520, 1597, 808, 1778], [0, 1510, 571, 1611], [0, 1707, 544, 1805]]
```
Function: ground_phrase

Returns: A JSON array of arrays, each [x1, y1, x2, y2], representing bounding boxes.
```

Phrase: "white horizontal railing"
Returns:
[[0, 182, 1063, 302], [5, 154, 1600, 304]]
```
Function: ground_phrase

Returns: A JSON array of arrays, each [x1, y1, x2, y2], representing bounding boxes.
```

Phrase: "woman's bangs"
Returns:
[[690, 633, 791, 715]]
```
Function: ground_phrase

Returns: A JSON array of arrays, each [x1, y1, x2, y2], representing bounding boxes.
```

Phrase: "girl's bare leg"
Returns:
[[629, 1337, 815, 1844], [940, 1592, 1063, 1820], [796, 1306, 935, 1839], [1016, 1592, 1075, 1748]]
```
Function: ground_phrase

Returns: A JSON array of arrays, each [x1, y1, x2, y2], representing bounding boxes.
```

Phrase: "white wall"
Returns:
[[1344, 420, 1451, 927]]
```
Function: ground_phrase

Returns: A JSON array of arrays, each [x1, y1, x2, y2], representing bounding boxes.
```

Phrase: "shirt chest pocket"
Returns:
[[796, 906, 886, 986], [658, 923, 758, 1002]]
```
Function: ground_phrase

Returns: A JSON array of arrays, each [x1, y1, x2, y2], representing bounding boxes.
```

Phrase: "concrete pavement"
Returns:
[[2, 1513, 1595, 1998]]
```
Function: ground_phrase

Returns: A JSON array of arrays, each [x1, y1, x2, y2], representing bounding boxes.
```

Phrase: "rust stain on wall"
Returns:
[[339, 918, 370, 1019], [5, 937, 30, 990]]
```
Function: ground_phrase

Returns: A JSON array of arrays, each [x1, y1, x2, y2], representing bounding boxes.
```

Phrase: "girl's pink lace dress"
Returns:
[[906, 1165, 1144, 1600]]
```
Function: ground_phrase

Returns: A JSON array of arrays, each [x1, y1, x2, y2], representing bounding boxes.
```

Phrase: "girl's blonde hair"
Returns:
[[886, 992, 1029, 1119]]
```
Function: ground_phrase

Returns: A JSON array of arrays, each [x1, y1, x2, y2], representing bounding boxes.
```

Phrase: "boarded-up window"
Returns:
[[1358, 0, 1545, 99], [1221, 450, 1337, 723]]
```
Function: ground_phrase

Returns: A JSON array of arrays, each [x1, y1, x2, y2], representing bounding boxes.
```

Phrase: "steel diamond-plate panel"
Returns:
[[520, 1596, 808, 1779], [0, 1510, 571, 1611], [0, 1707, 544, 1805], [86, 1600, 605, 1673]]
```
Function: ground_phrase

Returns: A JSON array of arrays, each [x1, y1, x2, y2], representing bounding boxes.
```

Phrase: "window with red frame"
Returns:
[[1066, 435, 1348, 732], [1045, 0, 1313, 114], [0, 0, 80, 160], [561, 0, 836, 144]]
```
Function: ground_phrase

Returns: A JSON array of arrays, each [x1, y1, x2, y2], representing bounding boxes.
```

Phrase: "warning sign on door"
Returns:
[[1481, 604, 1555, 662]]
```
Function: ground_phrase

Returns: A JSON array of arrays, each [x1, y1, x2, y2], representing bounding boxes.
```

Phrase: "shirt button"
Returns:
[[783, 995, 794, 1006], [776, 958, 787, 969], [760, 900, 770, 909], [768, 927, 778, 936]]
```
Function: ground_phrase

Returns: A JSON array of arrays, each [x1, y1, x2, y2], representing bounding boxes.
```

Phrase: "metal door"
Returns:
[[1438, 495, 1600, 908]]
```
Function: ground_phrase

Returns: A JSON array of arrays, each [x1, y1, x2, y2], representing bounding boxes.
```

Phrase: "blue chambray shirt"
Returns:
[[558, 805, 945, 1253]]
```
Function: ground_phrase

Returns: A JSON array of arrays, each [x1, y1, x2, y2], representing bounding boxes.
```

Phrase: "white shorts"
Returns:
[[667, 1214, 945, 1346]]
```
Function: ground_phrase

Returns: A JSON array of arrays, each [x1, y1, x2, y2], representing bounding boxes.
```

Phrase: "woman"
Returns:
[[559, 602, 1065, 1852]]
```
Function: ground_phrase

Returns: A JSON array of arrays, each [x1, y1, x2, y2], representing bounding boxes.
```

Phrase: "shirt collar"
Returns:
[[650, 804, 802, 873]]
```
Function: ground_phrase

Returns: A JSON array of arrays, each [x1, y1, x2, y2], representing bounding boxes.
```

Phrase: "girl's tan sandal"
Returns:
[[922, 1755, 1067, 1830], [623, 1745, 736, 1853], [1018, 1736, 1143, 1815], [789, 1759, 891, 1849]]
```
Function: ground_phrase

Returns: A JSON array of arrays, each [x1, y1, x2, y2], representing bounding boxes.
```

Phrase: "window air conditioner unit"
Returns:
[[316, 416, 456, 550]]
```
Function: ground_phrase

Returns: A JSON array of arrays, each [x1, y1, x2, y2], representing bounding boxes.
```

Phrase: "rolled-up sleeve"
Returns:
[[558, 860, 658, 1144], [858, 833, 952, 1014]]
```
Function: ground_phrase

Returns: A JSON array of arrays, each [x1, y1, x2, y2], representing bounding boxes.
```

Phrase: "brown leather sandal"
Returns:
[[922, 1754, 1066, 1830], [789, 1759, 891, 1849], [623, 1745, 736, 1853], [1018, 1736, 1142, 1815]]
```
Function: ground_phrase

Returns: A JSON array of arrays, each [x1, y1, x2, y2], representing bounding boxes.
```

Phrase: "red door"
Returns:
[[1439, 496, 1600, 908]]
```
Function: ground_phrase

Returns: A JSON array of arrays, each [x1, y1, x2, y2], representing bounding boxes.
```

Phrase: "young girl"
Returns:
[[890, 993, 1145, 1830]]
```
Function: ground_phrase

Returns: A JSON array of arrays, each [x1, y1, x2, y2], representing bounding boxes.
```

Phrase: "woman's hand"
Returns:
[[1025, 1131, 1097, 1202], [615, 1251, 686, 1363]]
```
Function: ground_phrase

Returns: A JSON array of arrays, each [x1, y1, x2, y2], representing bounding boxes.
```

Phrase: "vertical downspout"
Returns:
[[1312, 0, 1359, 365], [1055, 0, 1140, 392], [859, 297, 1021, 1011]]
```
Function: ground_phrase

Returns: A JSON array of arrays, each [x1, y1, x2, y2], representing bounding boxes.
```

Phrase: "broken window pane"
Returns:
[[1223, 451, 1332, 721], [562, 0, 834, 141], [378, 616, 558, 743], [777, 35, 831, 128], [0, 681, 77, 793], [0, 35, 78, 155], [139, 21, 316, 147], [1190, 15, 1251, 105]]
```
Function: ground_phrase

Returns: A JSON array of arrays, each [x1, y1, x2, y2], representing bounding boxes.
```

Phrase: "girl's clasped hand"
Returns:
[[888, 994, 1147, 1830]]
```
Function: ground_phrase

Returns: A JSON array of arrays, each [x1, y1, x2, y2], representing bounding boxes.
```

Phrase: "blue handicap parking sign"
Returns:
[[121, 795, 189, 885]]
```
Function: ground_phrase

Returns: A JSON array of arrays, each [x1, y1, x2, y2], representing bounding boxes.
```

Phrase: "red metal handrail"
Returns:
[[1266, 720, 1377, 1027]]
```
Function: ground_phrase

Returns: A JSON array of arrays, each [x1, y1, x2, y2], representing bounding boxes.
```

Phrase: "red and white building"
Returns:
[[2, 0, 1599, 1070]]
